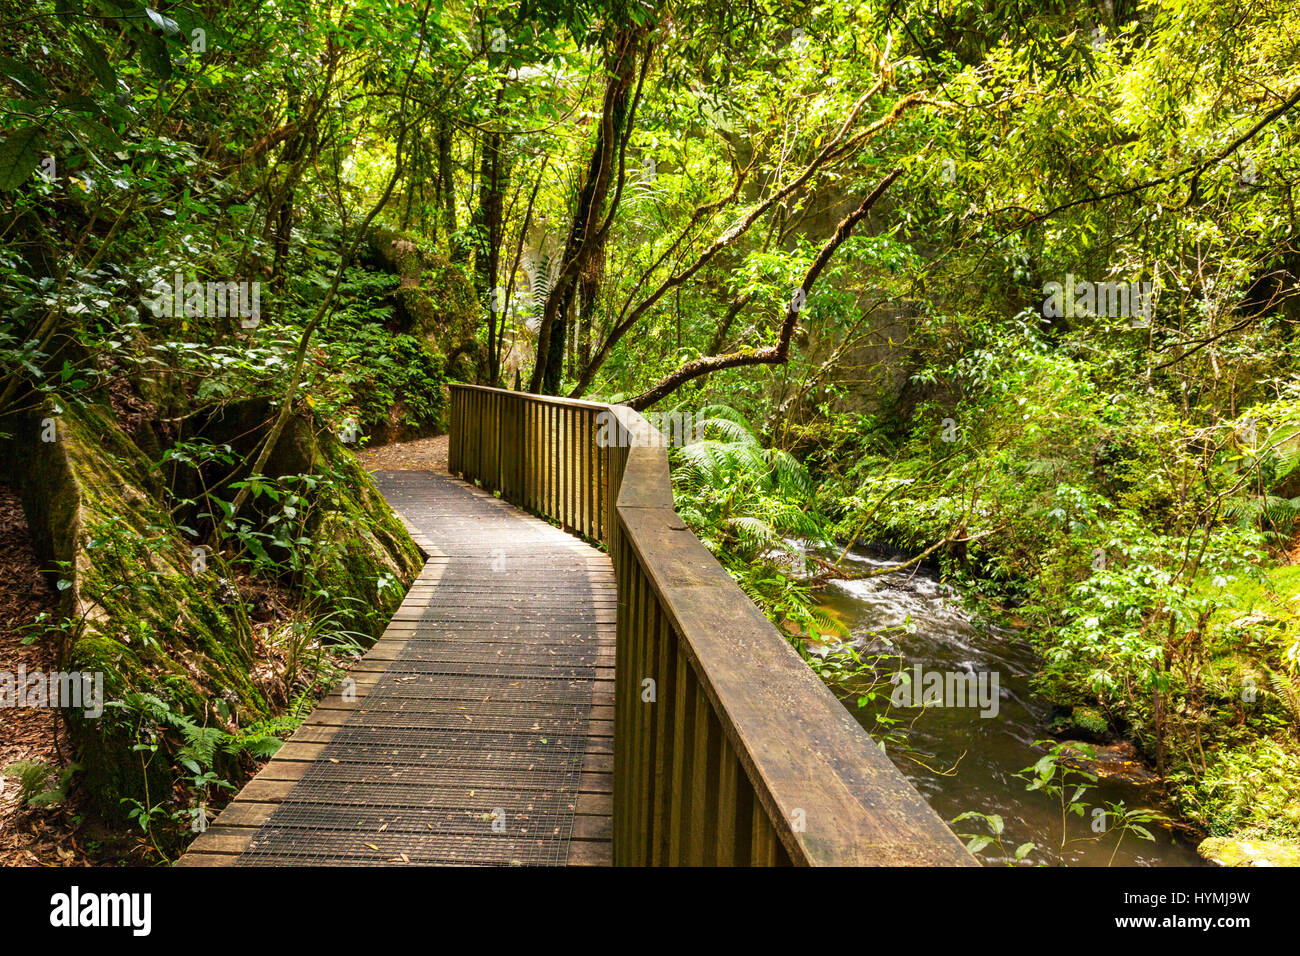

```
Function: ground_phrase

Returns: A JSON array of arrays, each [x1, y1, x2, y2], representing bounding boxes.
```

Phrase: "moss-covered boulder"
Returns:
[[285, 411, 425, 637], [366, 226, 478, 371], [1198, 835, 1300, 866], [3, 396, 423, 819], [8, 399, 274, 814], [195, 397, 424, 637]]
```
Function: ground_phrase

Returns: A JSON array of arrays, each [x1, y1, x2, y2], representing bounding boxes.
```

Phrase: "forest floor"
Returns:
[[358, 433, 448, 473], [0, 484, 91, 866]]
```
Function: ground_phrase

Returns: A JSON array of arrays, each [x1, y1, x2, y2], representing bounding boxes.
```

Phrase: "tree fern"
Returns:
[[666, 402, 833, 647]]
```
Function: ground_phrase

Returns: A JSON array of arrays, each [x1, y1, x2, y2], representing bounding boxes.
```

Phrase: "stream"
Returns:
[[810, 547, 1205, 866]]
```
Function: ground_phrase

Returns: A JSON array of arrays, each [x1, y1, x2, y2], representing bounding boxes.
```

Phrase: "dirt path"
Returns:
[[0, 484, 87, 866], [357, 434, 449, 474]]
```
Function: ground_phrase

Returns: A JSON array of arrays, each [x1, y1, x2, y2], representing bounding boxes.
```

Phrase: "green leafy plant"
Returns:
[[951, 811, 1035, 865], [2, 760, 81, 809], [1017, 741, 1168, 865]]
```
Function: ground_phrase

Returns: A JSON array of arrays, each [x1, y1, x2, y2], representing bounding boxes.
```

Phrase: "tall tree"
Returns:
[[529, 24, 650, 393]]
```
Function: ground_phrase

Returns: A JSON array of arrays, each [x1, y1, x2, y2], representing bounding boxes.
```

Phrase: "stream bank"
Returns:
[[811, 546, 1205, 866]]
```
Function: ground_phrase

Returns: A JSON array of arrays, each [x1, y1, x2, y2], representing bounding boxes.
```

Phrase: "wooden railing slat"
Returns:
[[649, 613, 675, 866], [668, 648, 695, 865]]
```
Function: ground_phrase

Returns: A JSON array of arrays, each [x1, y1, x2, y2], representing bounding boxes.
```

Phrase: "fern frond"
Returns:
[[695, 403, 757, 435], [725, 515, 779, 551], [694, 415, 758, 445], [1267, 670, 1300, 725], [764, 448, 814, 495]]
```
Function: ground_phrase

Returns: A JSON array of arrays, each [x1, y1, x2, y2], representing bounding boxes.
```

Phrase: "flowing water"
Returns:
[[811, 547, 1205, 866]]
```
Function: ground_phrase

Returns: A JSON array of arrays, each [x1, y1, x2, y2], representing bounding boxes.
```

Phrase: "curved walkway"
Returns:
[[178, 471, 614, 866]]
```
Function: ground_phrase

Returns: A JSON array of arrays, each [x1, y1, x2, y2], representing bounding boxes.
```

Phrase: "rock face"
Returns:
[[1198, 835, 1300, 866], [365, 227, 478, 375], [3, 397, 423, 819], [8, 399, 270, 814]]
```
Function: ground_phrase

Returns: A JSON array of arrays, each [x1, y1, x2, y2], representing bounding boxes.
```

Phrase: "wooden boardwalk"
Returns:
[[178, 471, 615, 866]]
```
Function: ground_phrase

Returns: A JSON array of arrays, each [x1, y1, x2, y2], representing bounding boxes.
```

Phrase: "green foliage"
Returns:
[[2, 0, 1298, 857], [107, 690, 287, 857], [1172, 737, 1300, 839], [951, 810, 1035, 865], [668, 404, 840, 640], [1011, 742, 1169, 865], [311, 267, 449, 438], [2, 759, 81, 809]]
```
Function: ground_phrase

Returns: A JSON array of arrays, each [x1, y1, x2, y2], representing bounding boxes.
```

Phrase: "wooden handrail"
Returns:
[[448, 383, 975, 866]]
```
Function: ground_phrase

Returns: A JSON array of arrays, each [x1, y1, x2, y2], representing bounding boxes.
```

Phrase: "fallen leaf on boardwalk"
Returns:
[[364, 843, 379, 850]]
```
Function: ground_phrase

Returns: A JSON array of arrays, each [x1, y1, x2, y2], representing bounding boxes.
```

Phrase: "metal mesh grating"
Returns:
[[237, 472, 603, 866]]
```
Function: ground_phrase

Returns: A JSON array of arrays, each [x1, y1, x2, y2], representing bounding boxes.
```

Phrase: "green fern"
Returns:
[[662, 402, 838, 644], [1268, 670, 1300, 728], [1224, 492, 1300, 538], [2, 759, 80, 808], [726, 515, 779, 551]]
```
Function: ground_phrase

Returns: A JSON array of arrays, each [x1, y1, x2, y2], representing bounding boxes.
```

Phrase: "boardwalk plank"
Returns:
[[178, 471, 614, 868]]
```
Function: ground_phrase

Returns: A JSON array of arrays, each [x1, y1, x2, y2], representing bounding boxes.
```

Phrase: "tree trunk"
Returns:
[[438, 115, 464, 263], [472, 124, 508, 386], [530, 28, 645, 394]]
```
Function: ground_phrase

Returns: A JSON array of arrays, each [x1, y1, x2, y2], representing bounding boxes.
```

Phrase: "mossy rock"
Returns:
[[196, 397, 423, 622], [1198, 835, 1300, 866], [2, 397, 423, 820], [1046, 703, 1112, 740], [1070, 706, 1110, 738], [365, 227, 478, 360], [6, 399, 272, 817], [310, 425, 424, 636]]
